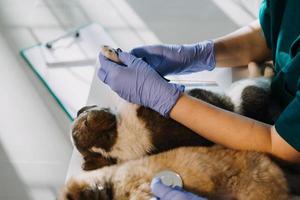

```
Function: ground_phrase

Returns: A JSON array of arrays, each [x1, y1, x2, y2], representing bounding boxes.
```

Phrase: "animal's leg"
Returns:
[[82, 153, 116, 171], [248, 61, 262, 78], [264, 67, 274, 78], [128, 183, 152, 200]]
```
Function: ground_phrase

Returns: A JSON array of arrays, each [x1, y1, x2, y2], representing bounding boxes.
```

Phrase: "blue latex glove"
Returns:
[[98, 50, 184, 117], [131, 40, 216, 76], [151, 178, 207, 200]]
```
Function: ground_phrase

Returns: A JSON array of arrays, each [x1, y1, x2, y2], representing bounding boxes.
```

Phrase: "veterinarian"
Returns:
[[99, 0, 300, 199]]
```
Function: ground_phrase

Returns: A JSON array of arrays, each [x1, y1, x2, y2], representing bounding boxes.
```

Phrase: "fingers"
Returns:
[[131, 45, 160, 57], [151, 177, 161, 189], [98, 53, 109, 70], [131, 45, 166, 73], [99, 53, 123, 71], [97, 68, 107, 82], [131, 46, 150, 57], [118, 51, 140, 67], [151, 178, 207, 200], [151, 178, 173, 199], [151, 178, 186, 200], [101, 49, 145, 70], [98, 53, 123, 83], [131, 46, 152, 66]]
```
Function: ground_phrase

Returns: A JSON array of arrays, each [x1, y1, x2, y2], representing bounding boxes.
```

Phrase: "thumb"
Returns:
[[130, 46, 149, 57], [98, 53, 125, 84], [151, 178, 207, 200], [118, 51, 139, 67], [151, 178, 176, 199]]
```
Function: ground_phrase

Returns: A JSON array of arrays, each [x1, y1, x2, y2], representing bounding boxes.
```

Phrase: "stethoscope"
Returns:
[[153, 170, 183, 188]]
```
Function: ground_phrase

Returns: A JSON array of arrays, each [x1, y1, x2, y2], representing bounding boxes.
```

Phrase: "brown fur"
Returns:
[[72, 107, 118, 170], [60, 146, 290, 200], [240, 85, 271, 123], [82, 153, 116, 171]]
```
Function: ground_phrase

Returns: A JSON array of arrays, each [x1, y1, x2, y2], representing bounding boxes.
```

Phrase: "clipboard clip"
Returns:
[[45, 31, 80, 50], [43, 29, 96, 68]]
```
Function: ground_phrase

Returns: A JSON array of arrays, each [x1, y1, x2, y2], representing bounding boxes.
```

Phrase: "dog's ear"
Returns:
[[77, 105, 97, 117]]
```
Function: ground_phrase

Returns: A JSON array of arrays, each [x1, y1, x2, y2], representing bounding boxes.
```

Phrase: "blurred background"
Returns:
[[0, 0, 261, 199]]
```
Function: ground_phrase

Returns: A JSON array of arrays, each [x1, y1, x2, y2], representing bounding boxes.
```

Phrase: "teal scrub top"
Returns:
[[259, 0, 300, 151]]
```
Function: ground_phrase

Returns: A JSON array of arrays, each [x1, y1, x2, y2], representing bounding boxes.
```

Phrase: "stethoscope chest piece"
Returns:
[[153, 170, 183, 188]]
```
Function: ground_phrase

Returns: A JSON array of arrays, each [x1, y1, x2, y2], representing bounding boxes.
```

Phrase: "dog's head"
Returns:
[[72, 106, 117, 164]]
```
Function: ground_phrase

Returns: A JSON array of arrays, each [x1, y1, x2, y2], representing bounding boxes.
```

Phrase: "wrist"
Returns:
[[169, 93, 187, 119], [194, 40, 216, 71], [159, 84, 184, 117]]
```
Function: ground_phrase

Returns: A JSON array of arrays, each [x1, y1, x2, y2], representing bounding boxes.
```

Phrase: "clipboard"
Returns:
[[20, 23, 117, 120]]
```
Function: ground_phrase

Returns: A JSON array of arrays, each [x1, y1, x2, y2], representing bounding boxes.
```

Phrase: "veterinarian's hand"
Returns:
[[131, 40, 215, 76], [98, 51, 184, 117], [151, 178, 207, 200]]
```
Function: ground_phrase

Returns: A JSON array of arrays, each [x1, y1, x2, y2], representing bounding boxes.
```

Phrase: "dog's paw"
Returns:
[[82, 159, 102, 171], [101, 45, 122, 64], [59, 178, 111, 200], [82, 154, 116, 171]]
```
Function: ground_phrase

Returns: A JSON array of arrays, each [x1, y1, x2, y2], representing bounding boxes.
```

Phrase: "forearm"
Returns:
[[213, 20, 271, 67], [170, 94, 272, 153]]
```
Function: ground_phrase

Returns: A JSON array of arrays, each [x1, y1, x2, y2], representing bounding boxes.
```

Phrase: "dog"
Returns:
[[63, 46, 300, 199]]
